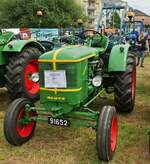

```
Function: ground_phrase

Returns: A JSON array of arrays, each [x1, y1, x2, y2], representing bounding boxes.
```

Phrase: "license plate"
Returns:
[[44, 70, 67, 88], [48, 117, 70, 127]]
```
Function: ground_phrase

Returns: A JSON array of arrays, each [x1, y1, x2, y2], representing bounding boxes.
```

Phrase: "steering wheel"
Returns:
[[82, 29, 103, 42]]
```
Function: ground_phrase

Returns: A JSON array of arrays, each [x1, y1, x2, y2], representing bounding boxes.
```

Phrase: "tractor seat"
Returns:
[[91, 35, 109, 55]]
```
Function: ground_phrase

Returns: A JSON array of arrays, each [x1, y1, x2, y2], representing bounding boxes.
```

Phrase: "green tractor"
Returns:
[[0, 31, 45, 101], [4, 30, 136, 161]]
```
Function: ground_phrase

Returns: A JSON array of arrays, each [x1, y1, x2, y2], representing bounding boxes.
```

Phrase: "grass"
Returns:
[[0, 57, 150, 164]]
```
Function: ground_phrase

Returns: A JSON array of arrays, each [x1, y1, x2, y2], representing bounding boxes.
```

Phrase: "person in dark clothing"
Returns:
[[147, 31, 150, 52], [136, 32, 149, 67]]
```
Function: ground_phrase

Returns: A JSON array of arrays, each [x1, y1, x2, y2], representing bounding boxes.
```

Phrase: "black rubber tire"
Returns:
[[5, 47, 41, 101], [3, 98, 36, 146], [96, 106, 117, 161], [114, 53, 136, 113]]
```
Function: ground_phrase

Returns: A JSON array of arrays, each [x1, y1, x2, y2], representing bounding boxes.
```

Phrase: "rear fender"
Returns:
[[108, 44, 130, 72], [2, 39, 45, 53]]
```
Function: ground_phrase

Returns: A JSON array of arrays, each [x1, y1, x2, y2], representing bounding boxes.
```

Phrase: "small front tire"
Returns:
[[4, 98, 36, 146], [96, 106, 118, 161]]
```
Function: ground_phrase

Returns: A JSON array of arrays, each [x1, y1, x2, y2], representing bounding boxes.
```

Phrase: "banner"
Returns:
[[2, 28, 59, 41]]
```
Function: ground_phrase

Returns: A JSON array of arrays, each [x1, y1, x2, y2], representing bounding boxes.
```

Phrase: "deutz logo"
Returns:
[[47, 96, 65, 101]]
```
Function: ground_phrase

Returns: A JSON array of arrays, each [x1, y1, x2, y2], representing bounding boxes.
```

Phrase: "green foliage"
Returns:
[[111, 12, 121, 29], [0, 0, 85, 28]]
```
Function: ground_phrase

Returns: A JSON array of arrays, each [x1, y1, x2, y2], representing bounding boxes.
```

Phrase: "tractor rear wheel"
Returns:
[[114, 53, 136, 113], [96, 106, 117, 161], [5, 47, 41, 101], [4, 98, 36, 146]]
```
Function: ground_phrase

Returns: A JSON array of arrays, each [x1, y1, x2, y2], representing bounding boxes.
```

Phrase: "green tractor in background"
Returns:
[[4, 30, 136, 161], [0, 31, 45, 101]]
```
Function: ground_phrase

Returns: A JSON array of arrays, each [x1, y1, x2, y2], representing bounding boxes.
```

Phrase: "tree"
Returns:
[[111, 12, 121, 29], [0, 0, 85, 28]]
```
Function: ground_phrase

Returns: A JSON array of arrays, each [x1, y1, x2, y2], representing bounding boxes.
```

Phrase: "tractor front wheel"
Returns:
[[5, 47, 41, 101], [4, 98, 36, 146], [114, 53, 136, 113], [96, 106, 118, 161]]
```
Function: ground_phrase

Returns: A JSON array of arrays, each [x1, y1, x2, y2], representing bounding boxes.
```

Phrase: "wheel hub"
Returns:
[[110, 117, 117, 152], [24, 59, 39, 95], [16, 107, 35, 138]]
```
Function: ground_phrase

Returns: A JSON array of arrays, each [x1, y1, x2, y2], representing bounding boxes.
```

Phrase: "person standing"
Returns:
[[136, 31, 149, 68], [147, 30, 150, 52]]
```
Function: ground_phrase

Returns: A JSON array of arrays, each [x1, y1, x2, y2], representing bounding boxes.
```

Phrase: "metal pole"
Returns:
[[96, 0, 104, 31]]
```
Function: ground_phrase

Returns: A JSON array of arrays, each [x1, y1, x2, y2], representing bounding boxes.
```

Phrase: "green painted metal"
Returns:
[[24, 104, 99, 128], [33, 116, 97, 128], [39, 46, 98, 61], [3, 39, 44, 52], [83, 89, 104, 107], [0, 32, 13, 65], [39, 46, 99, 116], [67, 111, 99, 120], [86, 34, 109, 55], [0, 32, 14, 86], [108, 44, 130, 72], [0, 51, 8, 65], [40, 60, 89, 115], [0, 32, 14, 45]]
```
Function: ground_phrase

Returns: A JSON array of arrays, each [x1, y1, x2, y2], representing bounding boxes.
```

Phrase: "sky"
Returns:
[[122, 0, 150, 15]]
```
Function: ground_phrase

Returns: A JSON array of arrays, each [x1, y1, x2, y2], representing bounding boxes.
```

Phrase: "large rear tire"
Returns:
[[5, 47, 41, 101], [114, 53, 136, 113], [96, 106, 118, 161], [4, 98, 36, 146]]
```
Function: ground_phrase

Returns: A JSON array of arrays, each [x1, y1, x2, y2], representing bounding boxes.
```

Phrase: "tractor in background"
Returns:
[[122, 12, 145, 51], [0, 30, 45, 101]]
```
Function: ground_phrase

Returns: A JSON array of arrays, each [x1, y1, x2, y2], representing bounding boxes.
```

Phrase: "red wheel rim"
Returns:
[[24, 59, 39, 95], [16, 107, 35, 138], [110, 117, 118, 152], [131, 65, 136, 98]]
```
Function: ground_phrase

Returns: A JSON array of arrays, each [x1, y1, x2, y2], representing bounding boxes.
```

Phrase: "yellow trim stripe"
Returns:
[[52, 48, 64, 94], [52, 48, 64, 71], [40, 87, 82, 92], [52, 45, 81, 70], [51, 46, 81, 93], [39, 53, 96, 63]]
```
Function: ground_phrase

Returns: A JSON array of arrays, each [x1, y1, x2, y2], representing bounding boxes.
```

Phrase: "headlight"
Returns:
[[31, 73, 39, 83], [92, 76, 102, 87]]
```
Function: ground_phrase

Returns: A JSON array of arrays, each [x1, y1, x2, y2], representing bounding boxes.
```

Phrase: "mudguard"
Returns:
[[2, 39, 45, 53], [108, 44, 130, 72]]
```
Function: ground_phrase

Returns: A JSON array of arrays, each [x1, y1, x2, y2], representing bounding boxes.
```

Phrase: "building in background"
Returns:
[[134, 10, 150, 30], [102, 0, 128, 29], [76, 0, 103, 28]]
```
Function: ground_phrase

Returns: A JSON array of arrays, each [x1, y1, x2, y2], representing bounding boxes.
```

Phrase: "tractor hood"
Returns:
[[39, 45, 98, 108], [39, 45, 98, 62]]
